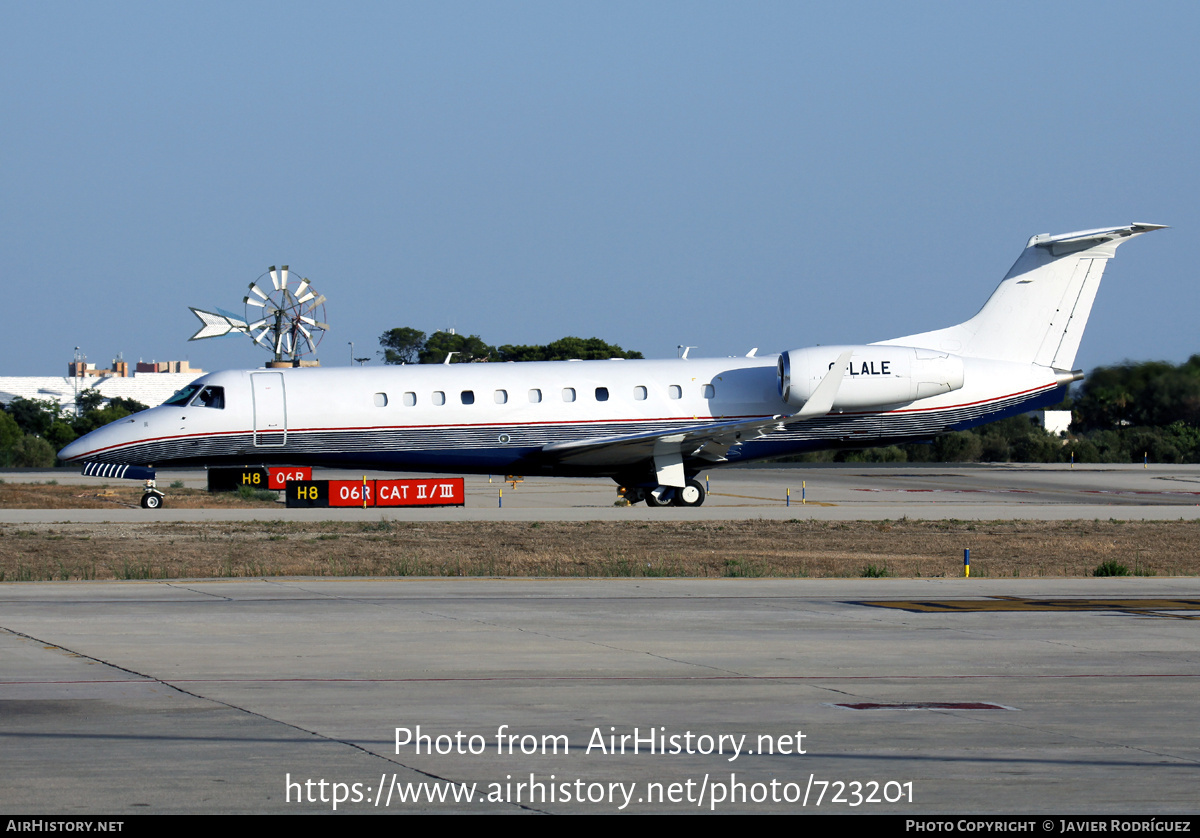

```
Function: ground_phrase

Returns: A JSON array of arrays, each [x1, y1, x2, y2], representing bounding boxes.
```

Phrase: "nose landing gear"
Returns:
[[81, 463, 166, 509], [140, 480, 165, 509]]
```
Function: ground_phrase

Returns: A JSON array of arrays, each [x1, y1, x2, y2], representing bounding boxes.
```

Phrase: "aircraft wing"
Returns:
[[538, 350, 855, 478], [539, 414, 788, 468]]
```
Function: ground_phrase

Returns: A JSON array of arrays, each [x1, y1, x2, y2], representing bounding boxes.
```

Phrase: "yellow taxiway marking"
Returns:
[[857, 598, 1200, 620], [709, 492, 837, 506]]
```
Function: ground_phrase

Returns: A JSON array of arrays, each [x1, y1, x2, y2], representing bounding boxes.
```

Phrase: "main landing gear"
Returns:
[[620, 479, 706, 508]]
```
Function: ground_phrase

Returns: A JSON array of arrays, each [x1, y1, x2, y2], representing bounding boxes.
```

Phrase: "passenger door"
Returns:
[[251, 372, 287, 447]]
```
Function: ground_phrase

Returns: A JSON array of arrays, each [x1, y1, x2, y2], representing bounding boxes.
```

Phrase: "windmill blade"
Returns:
[[299, 315, 331, 330], [295, 323, 316, 354], [298, 327, 317, 355], [268, 266, 280, 290], [244, 296, 280, 314], [279, 265, 289, 290], [251, 321, 273, 346], [248, 283, 270, 301]]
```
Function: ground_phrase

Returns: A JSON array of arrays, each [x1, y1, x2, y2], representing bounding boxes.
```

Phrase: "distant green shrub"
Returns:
[[236, 484, 278, 503]]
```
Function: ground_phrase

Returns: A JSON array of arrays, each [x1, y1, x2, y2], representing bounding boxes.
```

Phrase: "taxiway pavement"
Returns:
[[4, 463, 1200, 522], [2, 577, 1198, 813]]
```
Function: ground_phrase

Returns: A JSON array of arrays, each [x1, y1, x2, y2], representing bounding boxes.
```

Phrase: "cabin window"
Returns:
[[494, 389, 508, 404], [166, 383, 224, 409], [668, 385, 682, 400], [461, 390, 475, 405], [403, 392, 416, 407], [433, 391, 446, 405], [373, 392, 388, 407], [595, 387, 609, 402], [702, 384, 715, 399], [529, 389, 542, 403], [562, 388, 576, 403], [633, 385, 647, 401]]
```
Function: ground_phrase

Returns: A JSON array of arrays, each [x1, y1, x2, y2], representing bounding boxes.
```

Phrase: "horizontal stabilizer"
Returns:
[[1035, 223, 1167, 257]]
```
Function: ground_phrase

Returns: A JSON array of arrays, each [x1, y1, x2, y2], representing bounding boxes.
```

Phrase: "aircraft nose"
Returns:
[[59, 420, 125, 463], [58, 411, 154, 465], [58, 436, 88, 463]]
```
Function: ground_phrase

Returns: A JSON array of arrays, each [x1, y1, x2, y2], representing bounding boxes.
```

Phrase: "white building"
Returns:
[[0, 370, 203, 413], [1036, 410, 1073, 436]]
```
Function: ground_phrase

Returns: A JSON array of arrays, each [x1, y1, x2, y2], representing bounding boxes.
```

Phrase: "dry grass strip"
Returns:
[[0, 483, 277, 510], [1, 519, 1195, 581]]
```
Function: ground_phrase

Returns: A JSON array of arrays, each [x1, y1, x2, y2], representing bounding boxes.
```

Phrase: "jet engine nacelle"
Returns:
[[778, 345, 965, 411]]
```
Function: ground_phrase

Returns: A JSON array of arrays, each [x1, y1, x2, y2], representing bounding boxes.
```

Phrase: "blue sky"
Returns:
[[2, 2, 1196, 376]]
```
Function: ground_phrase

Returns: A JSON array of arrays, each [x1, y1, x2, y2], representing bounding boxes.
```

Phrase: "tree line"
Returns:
[[0, 393, 147, 467], [801, 355, 1200, 464], [378, 328, 644, 365]]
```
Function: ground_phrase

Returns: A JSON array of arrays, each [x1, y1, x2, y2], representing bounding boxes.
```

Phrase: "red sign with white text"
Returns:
[[286, 477, 466, 508], [376, 478, 465, 507], [328, 480, 375, 507], [268, 467, 312, 491]]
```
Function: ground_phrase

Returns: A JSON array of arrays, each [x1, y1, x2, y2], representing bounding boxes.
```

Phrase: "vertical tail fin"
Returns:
[[877, 223, 1166, 367]]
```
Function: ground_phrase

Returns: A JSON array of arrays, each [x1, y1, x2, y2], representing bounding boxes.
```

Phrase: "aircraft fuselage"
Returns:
[[58, 353, 1064, 481]]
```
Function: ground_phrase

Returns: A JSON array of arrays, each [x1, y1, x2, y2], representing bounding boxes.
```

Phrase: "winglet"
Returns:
[[795, 350, 853, 419]]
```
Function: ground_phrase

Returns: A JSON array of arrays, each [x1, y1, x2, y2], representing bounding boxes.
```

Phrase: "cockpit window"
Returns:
[[191, 386, 225, 409], [163, 384, 202, 406]]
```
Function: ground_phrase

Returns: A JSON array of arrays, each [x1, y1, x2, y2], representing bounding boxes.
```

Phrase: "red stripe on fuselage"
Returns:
[[68, 382, 1057, 460]]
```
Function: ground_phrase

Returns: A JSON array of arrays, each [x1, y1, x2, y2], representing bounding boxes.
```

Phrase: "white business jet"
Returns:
[[59, 223, 1165, 508]]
